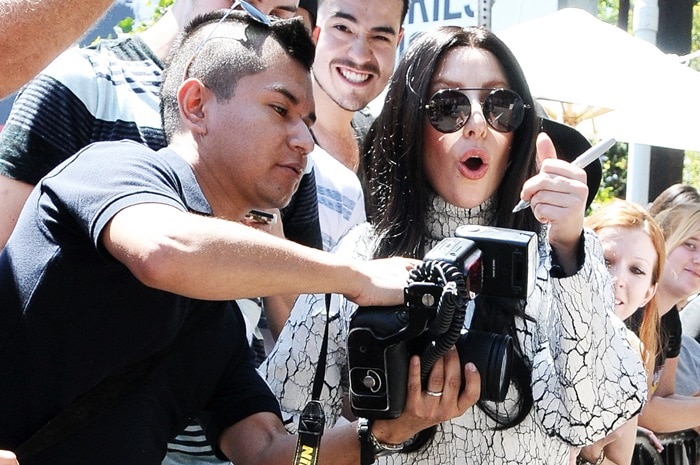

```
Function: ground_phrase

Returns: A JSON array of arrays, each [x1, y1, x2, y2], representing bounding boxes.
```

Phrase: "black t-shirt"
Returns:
[[627, 305, 683, 370], [0, 141, 280, 464], [662, 306, 683, 359]]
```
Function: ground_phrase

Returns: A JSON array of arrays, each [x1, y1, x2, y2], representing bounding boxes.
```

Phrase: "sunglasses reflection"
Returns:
[[426, 88, 529, 134]]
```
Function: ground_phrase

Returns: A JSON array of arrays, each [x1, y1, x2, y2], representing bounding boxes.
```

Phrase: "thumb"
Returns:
[[536, 131, 557, 169]]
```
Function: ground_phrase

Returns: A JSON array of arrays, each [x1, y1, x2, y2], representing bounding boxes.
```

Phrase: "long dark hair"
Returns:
[[361, 26, 539, 429], [362, 26, 540, 259]]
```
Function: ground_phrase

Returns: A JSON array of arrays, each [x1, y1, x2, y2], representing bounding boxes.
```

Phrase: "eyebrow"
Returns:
[[332, 11, 398, 36]]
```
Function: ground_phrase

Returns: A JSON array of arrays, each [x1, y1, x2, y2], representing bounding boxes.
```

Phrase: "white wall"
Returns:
[[491, 0, 559, 33]]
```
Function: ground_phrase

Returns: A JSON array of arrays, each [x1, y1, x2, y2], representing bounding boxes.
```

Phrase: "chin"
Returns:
[[449, 195, 488, 209]]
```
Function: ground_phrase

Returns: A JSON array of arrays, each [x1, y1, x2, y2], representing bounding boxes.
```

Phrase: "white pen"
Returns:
[[512, 137, 616, 213]]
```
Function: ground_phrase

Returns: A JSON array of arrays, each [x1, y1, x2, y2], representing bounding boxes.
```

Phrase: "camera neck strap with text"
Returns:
[[292, 293, 331, 465]]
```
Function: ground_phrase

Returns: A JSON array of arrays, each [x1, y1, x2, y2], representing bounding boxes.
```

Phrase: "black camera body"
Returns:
[[347, 227, 537, 419], [453, 225, 538, 300]]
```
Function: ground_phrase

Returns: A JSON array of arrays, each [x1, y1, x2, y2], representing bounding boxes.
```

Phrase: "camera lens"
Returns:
[[457, 330, 513, 402]]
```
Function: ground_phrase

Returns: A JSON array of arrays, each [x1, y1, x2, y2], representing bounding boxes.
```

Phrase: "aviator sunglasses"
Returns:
[[425, 88, 530, 133]]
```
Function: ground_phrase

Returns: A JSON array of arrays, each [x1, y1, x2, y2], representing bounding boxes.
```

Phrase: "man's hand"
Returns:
[[344, 257, 421, 308]]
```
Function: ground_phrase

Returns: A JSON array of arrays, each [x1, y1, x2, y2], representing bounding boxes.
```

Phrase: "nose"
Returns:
[[609, 266, 626, 287], [292, 121, 315, 156], [461, 98, 488, 139], [347, 36, 373, 65]]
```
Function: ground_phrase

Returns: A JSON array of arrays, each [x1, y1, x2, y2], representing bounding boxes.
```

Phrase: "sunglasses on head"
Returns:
[[424, 88, 530, 133], [185, 0, 271, 78]]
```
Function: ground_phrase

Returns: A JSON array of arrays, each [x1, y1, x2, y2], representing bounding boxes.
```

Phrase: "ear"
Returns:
[[178, 79, 209, 135], [396, 27, 405, 48], [312, 25, 320, 45], [536, 131, 557, 170], [641, 282, 658, 308]]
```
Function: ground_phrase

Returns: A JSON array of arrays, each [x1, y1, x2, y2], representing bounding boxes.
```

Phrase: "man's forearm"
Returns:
[[103, 204, 410, 306], [0, 0, 114, 98]]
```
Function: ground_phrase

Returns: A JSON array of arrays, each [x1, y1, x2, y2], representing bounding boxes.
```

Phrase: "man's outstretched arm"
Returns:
[[0, 0, 114, 98]]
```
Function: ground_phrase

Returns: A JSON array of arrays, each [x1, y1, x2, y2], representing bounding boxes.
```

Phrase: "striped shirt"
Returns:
[[0, 35, 165, 183]]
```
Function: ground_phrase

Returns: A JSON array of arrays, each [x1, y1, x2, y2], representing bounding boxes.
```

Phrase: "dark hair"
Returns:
[[160, 9, 315, 141], [298, 0, 318, 28], [361, 25, 538, 430], [363, 26, 540, 260], [317, 0, 410, 25], [398, 0, 410, 24]]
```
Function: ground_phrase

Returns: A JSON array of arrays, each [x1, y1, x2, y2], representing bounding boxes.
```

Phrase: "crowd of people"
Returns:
[[0, 1, 698, 464]]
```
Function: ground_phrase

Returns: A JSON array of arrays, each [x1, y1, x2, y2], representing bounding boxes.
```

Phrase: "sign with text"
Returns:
[[399, 0, 483, 55]]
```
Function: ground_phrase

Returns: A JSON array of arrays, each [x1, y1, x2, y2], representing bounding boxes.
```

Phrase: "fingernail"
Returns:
[[466, 363, 476, 372]]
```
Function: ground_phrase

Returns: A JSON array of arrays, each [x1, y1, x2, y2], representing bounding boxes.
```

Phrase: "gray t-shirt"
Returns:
[[676, 334, 700, 396]]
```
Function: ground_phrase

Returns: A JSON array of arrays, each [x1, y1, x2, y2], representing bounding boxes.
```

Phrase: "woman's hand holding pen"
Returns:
[[520, 132, 588, 270]]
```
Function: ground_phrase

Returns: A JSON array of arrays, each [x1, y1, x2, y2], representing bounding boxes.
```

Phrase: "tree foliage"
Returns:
[[590, 0, 700, 208], [116, 0, 174, 34]]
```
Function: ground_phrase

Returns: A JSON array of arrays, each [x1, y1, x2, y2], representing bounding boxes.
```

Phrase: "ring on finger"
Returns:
[[426, 390, 443, 397]]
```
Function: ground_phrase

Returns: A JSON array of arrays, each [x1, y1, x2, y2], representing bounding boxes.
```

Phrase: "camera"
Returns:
[[453, 225, 538, 299], [347, 226, 537, 419]]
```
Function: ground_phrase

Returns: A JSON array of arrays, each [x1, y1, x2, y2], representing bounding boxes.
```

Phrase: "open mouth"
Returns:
[[463, 157, 484, 171], [339, 68, 370, 84]]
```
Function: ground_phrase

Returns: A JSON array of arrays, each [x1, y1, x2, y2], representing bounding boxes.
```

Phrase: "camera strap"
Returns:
[[292, 293, 331, 465]]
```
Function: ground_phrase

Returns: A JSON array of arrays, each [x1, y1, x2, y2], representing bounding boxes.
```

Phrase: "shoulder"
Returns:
[[42, 37, 162, 115], [332, 222, 377, 259], [310, 147, 363, 197], [55, 140, 159, 173], [310, 146, 361, 188]]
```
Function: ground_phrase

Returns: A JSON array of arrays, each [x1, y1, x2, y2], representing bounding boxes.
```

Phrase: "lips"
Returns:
[[686, 267, 700, 280], [279, 160, 305, 179], [331, 58, 378, 86], [458, 155, 488, 180], [339, 68, 370, 84]]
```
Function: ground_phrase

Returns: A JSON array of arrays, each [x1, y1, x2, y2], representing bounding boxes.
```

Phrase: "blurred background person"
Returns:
[[582, 199, 664, 465]]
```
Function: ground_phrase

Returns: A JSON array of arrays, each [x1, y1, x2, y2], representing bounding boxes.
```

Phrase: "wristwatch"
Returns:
[[357, 417, 404, 464]]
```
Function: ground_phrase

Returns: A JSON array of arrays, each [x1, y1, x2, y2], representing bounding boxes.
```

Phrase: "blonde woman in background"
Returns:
[[578, 200, 664, 465]]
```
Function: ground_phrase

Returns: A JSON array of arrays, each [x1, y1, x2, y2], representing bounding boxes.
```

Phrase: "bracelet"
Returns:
[[369, 429, 405, 454], [357, 418, 405, 458]]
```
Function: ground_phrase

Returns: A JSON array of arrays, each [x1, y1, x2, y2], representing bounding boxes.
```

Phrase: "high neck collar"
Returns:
[[424, 194, 497, 248]]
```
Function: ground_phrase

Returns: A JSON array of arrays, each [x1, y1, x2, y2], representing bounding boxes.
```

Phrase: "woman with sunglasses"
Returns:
[[261, 26, 646, 465]]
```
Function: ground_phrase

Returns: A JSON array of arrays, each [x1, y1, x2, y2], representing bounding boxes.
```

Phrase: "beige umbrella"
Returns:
[[497, 8, 700, 152]]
